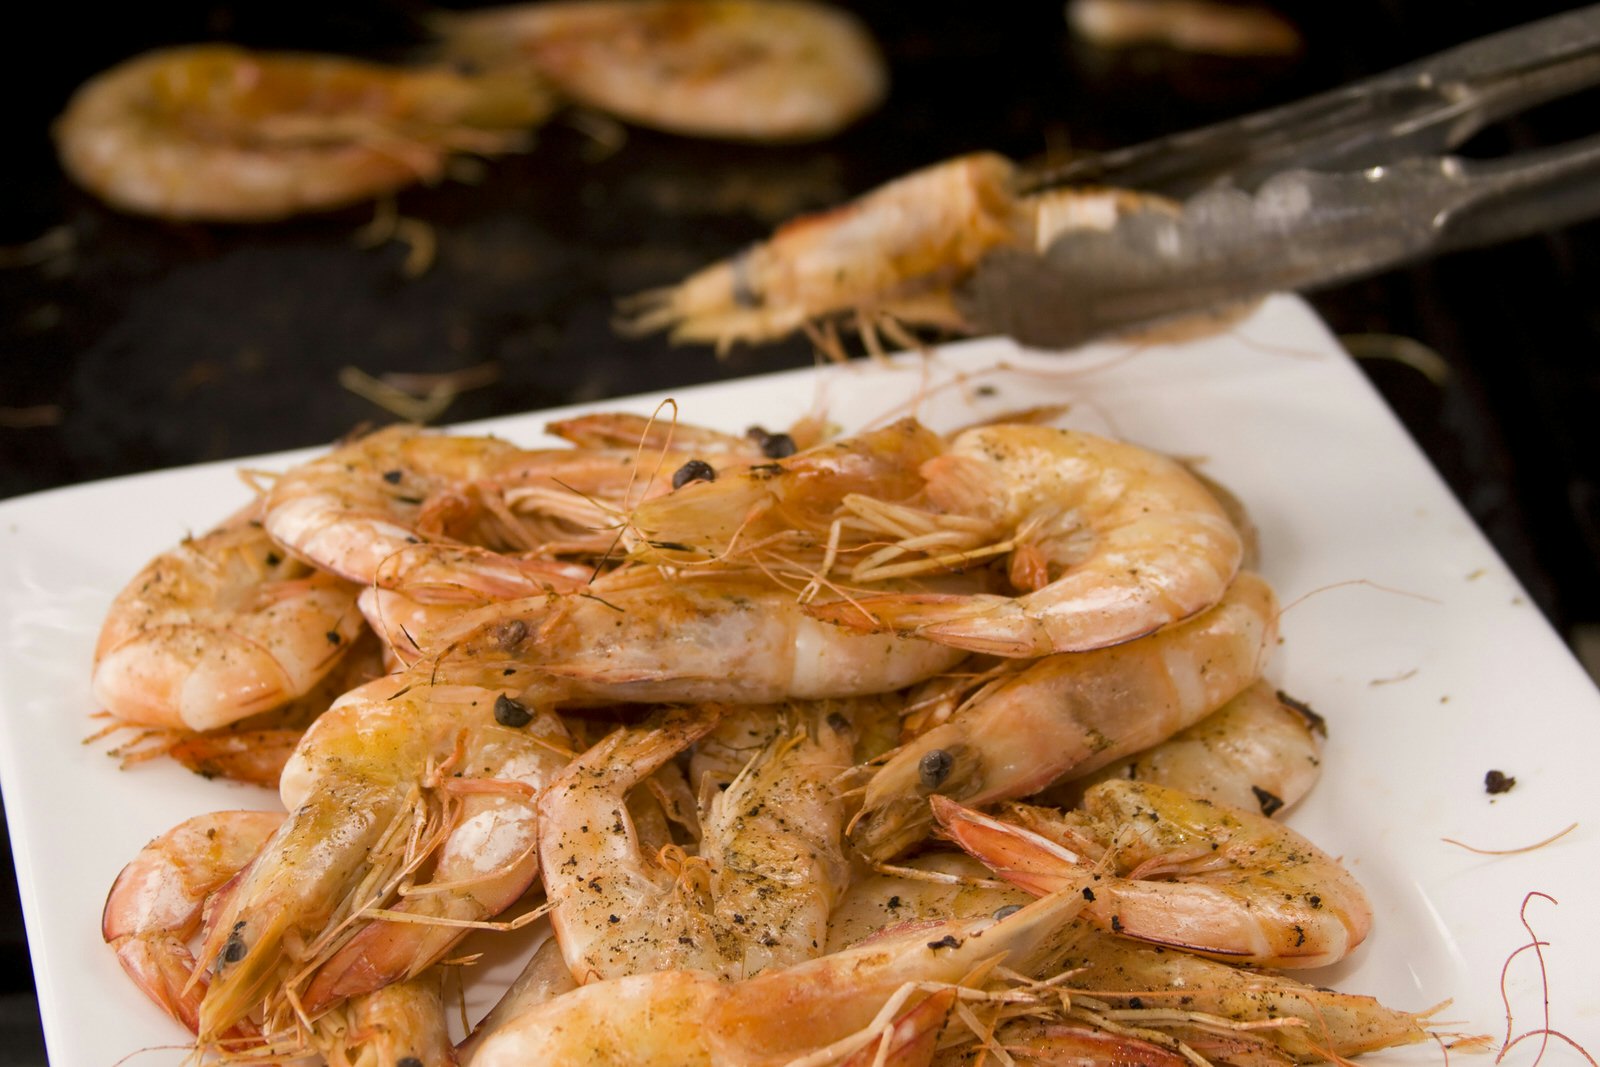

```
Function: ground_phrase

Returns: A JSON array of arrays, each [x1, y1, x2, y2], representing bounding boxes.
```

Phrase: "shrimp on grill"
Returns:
[[850, 571, 1277, 861], [934, 780, 1373, 969], [192, 676, 573, 1039], [92, 499, 365, 732], [435, 0, 887, 143], [54, 44, 551, 222], [619, 151, 1174, 354], [809, 423, 1244, 658]]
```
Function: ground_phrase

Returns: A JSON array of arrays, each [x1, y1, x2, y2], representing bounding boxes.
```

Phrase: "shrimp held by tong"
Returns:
[[619, 151, 1170, 353], [54, 44, 551, 222]]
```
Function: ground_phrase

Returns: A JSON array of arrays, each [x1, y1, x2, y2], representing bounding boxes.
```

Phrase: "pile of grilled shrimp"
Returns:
[[96, 410, 1437, 1065]]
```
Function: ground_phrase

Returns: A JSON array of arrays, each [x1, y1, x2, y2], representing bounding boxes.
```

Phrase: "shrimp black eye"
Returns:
[[746, 426, 797, 458], [382, 469, 403, 484], [494, 694, 533, 727], [221, 932, 247, 965], [1251, 785, 1285, 817], [398, 1059, 424, 1067], [918, 748, 953, 789], [672, 459, 716, 488]]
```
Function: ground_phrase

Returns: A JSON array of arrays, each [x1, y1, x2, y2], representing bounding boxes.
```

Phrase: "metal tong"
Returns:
[[959, 4, 1600, 349]]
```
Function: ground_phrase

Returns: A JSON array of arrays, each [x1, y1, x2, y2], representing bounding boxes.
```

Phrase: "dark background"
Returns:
[[4, 2, 1599, 1060]]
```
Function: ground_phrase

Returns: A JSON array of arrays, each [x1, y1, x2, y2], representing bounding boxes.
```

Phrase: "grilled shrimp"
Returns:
[[826, 851, 1033, 953], [54, 44, 550, 222], [620, 151, 1172, 352], [850, 572, 1277, 861], [318, 971, 458, 1067], [466, 888, 1089, 1067], [435, 0, 887, 143], [1032, 929, 1431, 1062], [808, 423, 1243, 657], [92, 500, 365, 731], [101, 809, 283, 1038], [428, 565, 971, 706], [359, 543, 593, 665], [541, 702, 855, 982], [262, 426, 548, 584], [264, 420, 791, 585], [935, 780, 1373, 969], [459, 935, 577, 1062], [193, 677, 573, 1038], [622, 416, 945, 569], [1053, 679, 1325, 817]]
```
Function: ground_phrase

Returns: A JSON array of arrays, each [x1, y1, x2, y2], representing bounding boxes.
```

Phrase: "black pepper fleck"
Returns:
[[746, 426, 797, 458], [494, 694, 534, 727], [1485, 769, 1516, 795]]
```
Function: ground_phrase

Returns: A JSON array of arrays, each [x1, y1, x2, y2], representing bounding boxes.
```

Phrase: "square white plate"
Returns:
[[3, 295, 1597, 1065]]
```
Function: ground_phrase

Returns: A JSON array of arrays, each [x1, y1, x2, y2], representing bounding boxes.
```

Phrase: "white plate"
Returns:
[[3, 295, 1597, 1065]]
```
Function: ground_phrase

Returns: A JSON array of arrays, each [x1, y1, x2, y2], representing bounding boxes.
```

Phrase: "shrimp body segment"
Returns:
[[810, 424, 1243, 658], [851, 571, 1277, 861], [92, 504, 365, 731], [1059, 678, 1324, 817], [437, 0, 888, 143], [101, 809, 284, 1035], [54, 44, 551, 222], [468, 888, 1089, 1067], [935, 780, 1373, 969]]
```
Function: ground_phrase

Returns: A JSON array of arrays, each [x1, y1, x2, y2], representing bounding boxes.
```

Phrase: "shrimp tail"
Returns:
[[837, 987, 958, 1067], [930, 795, 1092, 899]]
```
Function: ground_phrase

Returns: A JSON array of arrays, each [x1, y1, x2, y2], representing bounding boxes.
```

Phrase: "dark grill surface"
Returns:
[[4, 2, 1598, 1059]]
